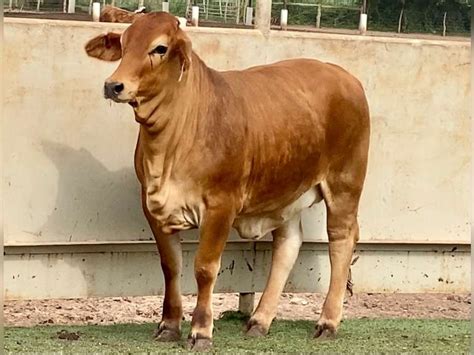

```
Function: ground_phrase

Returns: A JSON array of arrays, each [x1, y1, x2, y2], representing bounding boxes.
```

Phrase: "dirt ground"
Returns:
[[4, 292, 470, 327]]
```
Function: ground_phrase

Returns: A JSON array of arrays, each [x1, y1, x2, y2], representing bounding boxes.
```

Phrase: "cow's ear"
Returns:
[[84, 32, 122, 61], [174, 28, 192, 71]]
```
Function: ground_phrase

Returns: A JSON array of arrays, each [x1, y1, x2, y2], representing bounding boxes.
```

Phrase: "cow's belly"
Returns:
[[145, 179, 322, 237], [233, 185, 323, 240]]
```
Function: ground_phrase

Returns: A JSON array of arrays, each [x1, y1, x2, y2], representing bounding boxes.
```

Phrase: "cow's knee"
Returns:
[[195, 264, 217, 286]]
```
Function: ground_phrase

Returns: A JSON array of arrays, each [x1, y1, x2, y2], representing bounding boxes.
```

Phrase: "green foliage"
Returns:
[[368, 0, 471, 34], [271, 0, 471, 35]]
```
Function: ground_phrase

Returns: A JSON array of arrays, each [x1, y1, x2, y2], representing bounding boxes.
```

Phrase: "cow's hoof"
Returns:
[[186, 336, 213, 351], [245, 320, 268, 337], [313, 322, 337, 340], [153, 322, 181, 342], [154, 328, 181, 342]]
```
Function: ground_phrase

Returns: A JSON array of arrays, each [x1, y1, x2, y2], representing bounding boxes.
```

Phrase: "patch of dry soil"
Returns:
[[4, 293, 470, 327]]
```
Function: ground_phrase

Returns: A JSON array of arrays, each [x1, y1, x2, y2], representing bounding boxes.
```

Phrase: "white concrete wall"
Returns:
[[5, 242, 470, 299], [3, 18, 471, 246]]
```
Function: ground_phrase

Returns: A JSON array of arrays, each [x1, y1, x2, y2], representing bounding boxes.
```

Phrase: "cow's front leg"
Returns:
[[154, 232, 183, 341], [142, 188, 183, 342], [187, 207, 234, 351]]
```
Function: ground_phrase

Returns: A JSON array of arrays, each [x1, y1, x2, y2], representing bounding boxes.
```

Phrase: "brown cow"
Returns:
[[84, 11, 370, 350], [99, 5, 145, 23]]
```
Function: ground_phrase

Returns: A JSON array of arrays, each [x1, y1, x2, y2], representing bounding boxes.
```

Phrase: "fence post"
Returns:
[[316, 4, 321, 28], [238, 292, 255, 316], [245, 5, 253, 26], [92, 2, 100, 21], [359, 12, 367, 35], [191, 6, 200, 26], [236, 1, 240, 24], [162, 1, 169, 12], [255, 0, 271, 34], [280, 8, 288, 30], [67, 0, 75, 13]]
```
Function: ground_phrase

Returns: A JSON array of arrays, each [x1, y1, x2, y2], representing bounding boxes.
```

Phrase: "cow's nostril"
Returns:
[[104, 81, 125, 99], [114, 83, 124, 93]]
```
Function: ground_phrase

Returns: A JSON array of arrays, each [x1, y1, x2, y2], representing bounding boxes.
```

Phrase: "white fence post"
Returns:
[[255, 0, 271, 34], [178, 17, 187, 27], [280, 8, 288, 30], [236, 1, 240, 24], [316, 4, 321, 28], [162, 1, 169, 12], [92, 2, 100, 21], [245, 6, 253, 26], [359, 13, 367, 34], [67, 0, 75, 13], [191, 6, 200, 26]]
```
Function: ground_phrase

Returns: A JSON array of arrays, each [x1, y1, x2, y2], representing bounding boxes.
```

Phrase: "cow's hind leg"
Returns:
[[314, 171, 364, 339], [246, 214, 303, 336]]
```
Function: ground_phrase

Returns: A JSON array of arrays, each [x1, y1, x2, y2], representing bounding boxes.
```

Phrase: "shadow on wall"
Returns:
[[39, 141, 151, 242]]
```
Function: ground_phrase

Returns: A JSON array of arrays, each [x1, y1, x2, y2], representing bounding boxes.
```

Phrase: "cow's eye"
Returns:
[[151, 45, 168, 56]]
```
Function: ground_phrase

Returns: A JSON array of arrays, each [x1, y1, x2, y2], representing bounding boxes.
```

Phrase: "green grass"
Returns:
[[5, 315, 471, 354]]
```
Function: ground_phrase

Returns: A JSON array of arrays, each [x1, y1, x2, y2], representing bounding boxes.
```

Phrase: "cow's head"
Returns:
[[84, 12, 192, 106]]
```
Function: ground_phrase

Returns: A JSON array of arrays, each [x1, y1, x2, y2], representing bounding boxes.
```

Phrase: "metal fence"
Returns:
[[3, 0, 472, 38], [271, 0, 361, 27], [5, 0, 66, 12], [269, 0, 470, 35], [188, 0, 250, 23], [3, 0, 188, 17]]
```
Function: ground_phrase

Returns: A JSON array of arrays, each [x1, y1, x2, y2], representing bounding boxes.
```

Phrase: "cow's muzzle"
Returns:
[[104, 81, 125, 101]]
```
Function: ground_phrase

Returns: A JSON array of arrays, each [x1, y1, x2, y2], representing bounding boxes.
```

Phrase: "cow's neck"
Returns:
[[133, 52, 212, 132], [134, 53, 219, 180]]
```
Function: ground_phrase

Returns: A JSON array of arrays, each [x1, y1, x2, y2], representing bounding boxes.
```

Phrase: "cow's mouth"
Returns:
[[105, 96, 136, 105]]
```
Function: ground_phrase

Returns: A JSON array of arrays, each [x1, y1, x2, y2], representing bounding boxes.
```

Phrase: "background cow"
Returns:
[[99, 5, 146, 23]]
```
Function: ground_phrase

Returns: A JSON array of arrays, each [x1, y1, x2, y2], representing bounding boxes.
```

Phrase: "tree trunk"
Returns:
[[398, 7, 404, 33], [443, 12, 447, 36]]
